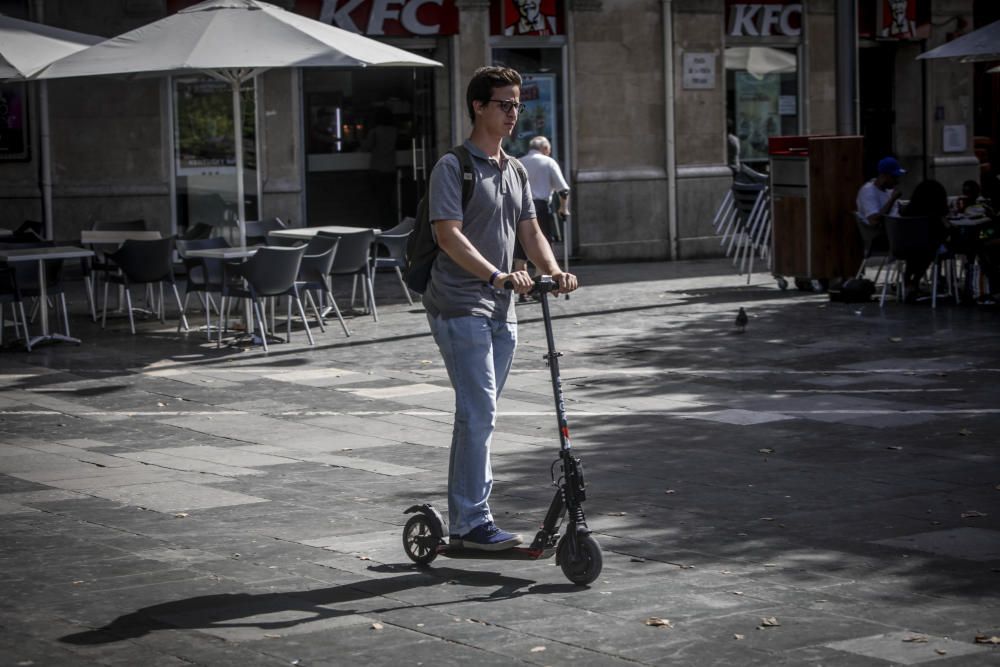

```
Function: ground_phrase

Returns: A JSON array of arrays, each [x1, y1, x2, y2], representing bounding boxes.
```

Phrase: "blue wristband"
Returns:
[[488, 270, 502, 287]]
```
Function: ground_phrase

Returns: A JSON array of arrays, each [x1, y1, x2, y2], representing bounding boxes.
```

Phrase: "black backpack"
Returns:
[[403, 145, 528, 294]]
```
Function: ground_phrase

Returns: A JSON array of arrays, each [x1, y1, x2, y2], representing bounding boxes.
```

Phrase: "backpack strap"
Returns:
[[507, 156, 529, 190], [450, 145, 475, 209]]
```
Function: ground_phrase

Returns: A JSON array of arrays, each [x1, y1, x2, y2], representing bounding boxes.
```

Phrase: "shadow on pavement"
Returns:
[[57, 565, 566, 646]]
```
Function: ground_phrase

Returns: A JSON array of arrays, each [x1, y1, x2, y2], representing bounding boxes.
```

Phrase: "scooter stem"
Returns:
[[538, 285, 571, 453]]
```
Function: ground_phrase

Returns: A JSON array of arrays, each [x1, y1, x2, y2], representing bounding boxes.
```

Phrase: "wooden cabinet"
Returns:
[[769, 135, 864, 281]]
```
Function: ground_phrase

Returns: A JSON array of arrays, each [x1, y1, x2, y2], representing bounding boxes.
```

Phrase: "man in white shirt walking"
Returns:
[[514, 136, 569, 284]]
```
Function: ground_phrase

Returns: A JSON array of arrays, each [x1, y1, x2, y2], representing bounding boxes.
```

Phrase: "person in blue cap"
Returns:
[[857, 156, 906, 227]]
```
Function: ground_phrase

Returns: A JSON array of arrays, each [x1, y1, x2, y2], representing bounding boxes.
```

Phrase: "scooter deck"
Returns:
[[437, 545, 557, 560]]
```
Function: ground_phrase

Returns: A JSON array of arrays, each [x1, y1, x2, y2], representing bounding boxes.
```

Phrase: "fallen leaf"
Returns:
[[664, 489, 676, 494], [734, 633, 745, 640], [889, 336, 902, 343], [758, 448, 775, 454], [530, 646, 546, 653], [358, 555, 371, 561], [263, 633, 282, 638], [156, 401, 166, 407], [371, 622, 383, 630], [886, 446, 903, 451], [961, 511, 988, 519], [645, 617, 673, 628], [959, 428, 973, 436], [174, 512, 189, 518], [71, 580, 85, 585], [935, 649, 947, 655], [902, 635, 928, 643], [731, 591, 744, 596], [630, 557, 646, 563], [974, 635, 1000, 645], [606, 511, 627, 516], [760, 517, 775, 521], [679, 564, 696, 569], [759, 617, 781, 628]]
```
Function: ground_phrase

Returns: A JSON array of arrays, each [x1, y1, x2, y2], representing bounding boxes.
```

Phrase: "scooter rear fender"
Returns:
[[404, 503, 446, 539]]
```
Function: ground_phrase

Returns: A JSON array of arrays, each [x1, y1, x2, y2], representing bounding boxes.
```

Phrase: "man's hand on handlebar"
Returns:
[[550, 271, 578, 296], [493, 270, 534, 294]]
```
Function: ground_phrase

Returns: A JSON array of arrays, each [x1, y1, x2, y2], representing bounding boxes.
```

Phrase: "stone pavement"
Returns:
[[1, 258, 999, 666]]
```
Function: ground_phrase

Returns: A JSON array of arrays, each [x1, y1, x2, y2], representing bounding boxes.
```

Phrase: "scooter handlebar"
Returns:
[[502, 275, 557, 295]]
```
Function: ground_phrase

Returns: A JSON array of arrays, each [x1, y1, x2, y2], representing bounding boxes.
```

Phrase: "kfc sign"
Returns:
[[319, 0, 459, 36], [726, 2, 802, 38]]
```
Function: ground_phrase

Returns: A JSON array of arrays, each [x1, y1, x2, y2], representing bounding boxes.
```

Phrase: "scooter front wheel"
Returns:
[[557, 533, 603, 585], [403, 514, 439, 565]]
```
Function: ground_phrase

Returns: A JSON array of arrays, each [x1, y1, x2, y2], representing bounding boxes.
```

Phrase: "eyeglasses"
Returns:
[[489, 99, 526, 114]]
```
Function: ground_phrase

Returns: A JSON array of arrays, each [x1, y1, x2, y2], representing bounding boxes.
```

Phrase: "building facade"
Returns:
[[0, 0, 993, 262]]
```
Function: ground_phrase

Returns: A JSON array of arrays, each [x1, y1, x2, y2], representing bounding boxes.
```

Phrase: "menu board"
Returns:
[[0, 83, 29, 162], [734, 72, 780, 162], [505, 73, 558, 160], [173, 77, 256, 176]]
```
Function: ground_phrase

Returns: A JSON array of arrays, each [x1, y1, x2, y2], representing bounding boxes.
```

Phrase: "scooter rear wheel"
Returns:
[[403, 514, 438, 565], [558, 533, 603, 585]]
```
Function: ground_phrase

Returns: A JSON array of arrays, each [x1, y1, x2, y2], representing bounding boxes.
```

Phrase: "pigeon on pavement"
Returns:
[[735, 307, 748, 333]]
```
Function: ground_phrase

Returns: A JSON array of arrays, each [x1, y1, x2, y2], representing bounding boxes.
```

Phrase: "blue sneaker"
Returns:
[[460, 521, 523, 551]]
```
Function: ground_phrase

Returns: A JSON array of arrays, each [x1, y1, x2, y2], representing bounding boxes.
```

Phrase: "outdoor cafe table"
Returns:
[[79, 230, 162, 245], [0, 245, 95, 350], [184, 245, 264, 345], [267, 225, 381, 241]]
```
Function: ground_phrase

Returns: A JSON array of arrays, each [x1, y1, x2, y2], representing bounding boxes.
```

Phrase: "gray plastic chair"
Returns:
[[295, 235, 349, 337], [102, 237, 188, 335], [321, 229, 378, 322], [177, 237, 230, 338], [219, 245, 312, 353], [372, 217, 416, 305]]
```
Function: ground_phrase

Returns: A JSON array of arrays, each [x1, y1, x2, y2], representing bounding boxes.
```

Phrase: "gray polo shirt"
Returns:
[[422, 140, 535, 322]]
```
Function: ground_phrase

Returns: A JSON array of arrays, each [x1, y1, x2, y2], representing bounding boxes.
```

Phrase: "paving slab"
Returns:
[[2, 258, 1000, 666]]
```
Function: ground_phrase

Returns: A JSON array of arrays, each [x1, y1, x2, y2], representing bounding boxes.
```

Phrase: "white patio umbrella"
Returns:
[[917, 19, 1000, 63], [1, 15, 103, 238], [33, 0, 440, 249], [724, 46, 797, 80]]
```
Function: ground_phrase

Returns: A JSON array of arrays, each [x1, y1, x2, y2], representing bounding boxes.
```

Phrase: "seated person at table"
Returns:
[[857, 156, 905, 226], [898, 179, 950, 299]]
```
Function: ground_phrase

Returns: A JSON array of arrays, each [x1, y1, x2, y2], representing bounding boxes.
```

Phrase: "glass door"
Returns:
[[172, 76, 258, 234], [303, 64, 437, 229]]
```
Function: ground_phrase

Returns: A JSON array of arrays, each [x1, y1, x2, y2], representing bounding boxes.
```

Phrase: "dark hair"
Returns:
[[466, 66, 522, 124], [902, 179, 948, 219], [962, 179, 981, 199]]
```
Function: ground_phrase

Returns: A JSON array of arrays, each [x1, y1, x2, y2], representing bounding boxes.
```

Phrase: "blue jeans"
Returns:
[[427, 314, 517, 537]]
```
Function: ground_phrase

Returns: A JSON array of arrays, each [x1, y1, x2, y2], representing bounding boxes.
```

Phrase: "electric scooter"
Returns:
[[402, 276, 602, 586]]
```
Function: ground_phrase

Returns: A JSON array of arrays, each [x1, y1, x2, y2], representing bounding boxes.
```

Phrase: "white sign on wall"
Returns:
[[943, 124, 967, 153], [682, 53, 716, 90]]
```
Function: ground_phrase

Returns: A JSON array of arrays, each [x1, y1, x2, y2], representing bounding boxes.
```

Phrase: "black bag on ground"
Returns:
[[828, 277, 875, 302], [403, 145, 475, 295]]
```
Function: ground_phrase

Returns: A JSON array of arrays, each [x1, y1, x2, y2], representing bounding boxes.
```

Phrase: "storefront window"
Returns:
[[302, 63, 438, 227], [725, 46, 799, 165]]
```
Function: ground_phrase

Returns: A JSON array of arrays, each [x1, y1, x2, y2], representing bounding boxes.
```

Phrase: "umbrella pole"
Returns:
[[232, 79, 246, 251], [39, 80, 54, 240]]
